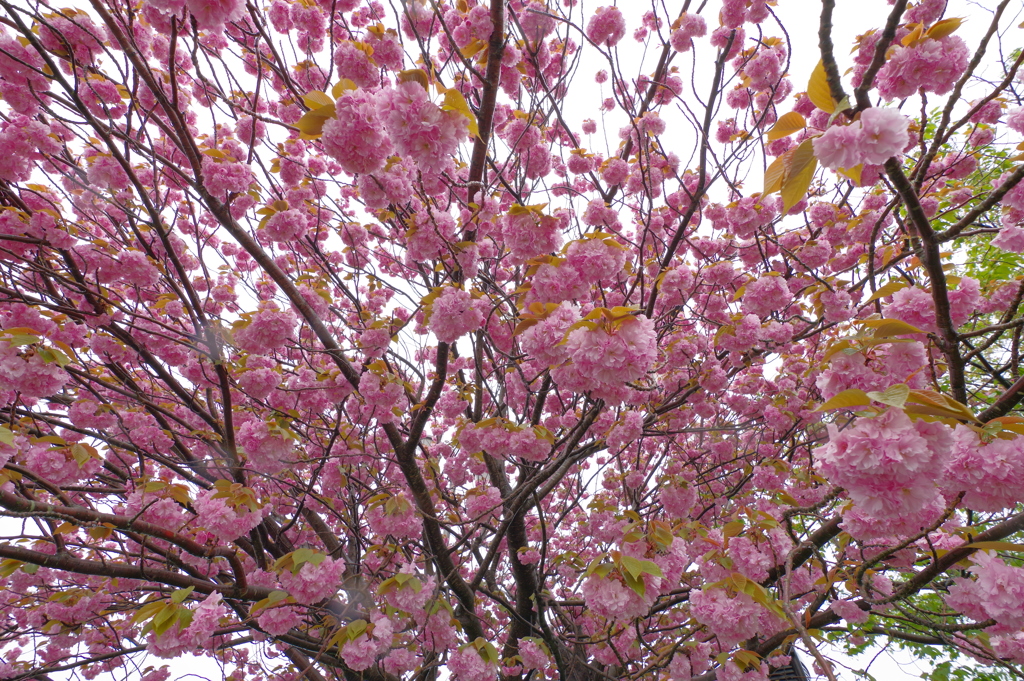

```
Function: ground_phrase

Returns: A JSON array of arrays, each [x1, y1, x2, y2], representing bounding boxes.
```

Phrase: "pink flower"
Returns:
[[858, 107, 910, 164], [947, 552, 1024, 629], [501, 207, 563, 261], [278, 556, 344, 604], [201, 157, 253, 201], [428, 287, 486, 344], [561, 314, 657, 393], [193, 488, 266, 542], [943, 425, 1024, 512], [520, 302, 580, 367], [581, 570, 654, 620], [379, 81, 468, 176], [185, 0, 245, 28], [876, 36, 970, 100], [235, 419, 294, 474], [997, 171, 1024, 212], [669, 13, 706, 52], [689, 588, 765, 647], [601, 158, 630, 185], [741, 275, 792, 318], [831, 598, 869, 624], [262, 209, 310, 242], [1006, 107, 1024, 135], [234, 305, 296, 352], [993, 225, 1024, 253], [257, 603, 304, 636], [118, 251, 161, 287], [0, 33, 50, 115], [333, 41, 380, 89], [449, 645, 498, 681], [366, 492, 422, 539], [815, 409, 954, 536], [813, 108, 909, 170], [147, 592, 227, 659], [321, 90, 393, 175], [587, 6, 626, 47]]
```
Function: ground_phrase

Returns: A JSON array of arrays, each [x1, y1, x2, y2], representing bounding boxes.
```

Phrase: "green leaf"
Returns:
[[170, 586, 194, 604], [866, 383, 910, 408]]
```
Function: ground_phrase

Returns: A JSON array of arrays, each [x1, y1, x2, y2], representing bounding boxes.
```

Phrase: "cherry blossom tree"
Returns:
[[1, 0, 1024, 679]]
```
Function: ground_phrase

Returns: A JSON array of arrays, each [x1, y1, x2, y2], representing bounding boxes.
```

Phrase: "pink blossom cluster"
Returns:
[[946, 551, 1024, 629], [147, 593, 226, 658], [580, 569, 657, 621], [201, 157, 253, 201], [233, 305, 296, 353], [586, 6, 626, 47], [192, 488, 266, 542], [943, 425, 1024, 512], [500, 208, 563, 262], [555, 315, 657, 402], [0, 31, 50, 115], [445, 4, 493, 48], [815, 409, 953, 538], [379, 81, 468, 175], [883, 278, 981, 333], [815, 342, 930, 401], [262, 208, 311, 242], [428, 287, 486, 344], [277, 556, 344, 604], [519, 302, 581, 367], [333, 41, 380, 89], [0, 343, 68, 399], [670, 13, 707, 52], [448, 644, 498, 681], [459, 421, 550, 462], [235, 420, 294, 474], [876, 36, 970, 100], [322, 89, 393, 175], [340, 612, 395, 670], [256, 603, 304, 636], [689, 588, 766, 647], [21, 442, 100, 487], [0, 116, 62, 183], [813, 108, 910, 171], [742, 275, 792, 318], [356, 371, 403, 424], [366, 493, 422, 539], [184, 0, 246, 29]]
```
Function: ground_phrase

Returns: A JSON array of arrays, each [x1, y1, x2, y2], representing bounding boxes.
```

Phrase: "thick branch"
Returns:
[[885, 159, 967, 403]]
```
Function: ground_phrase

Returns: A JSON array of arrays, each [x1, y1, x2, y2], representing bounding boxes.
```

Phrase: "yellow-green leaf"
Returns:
[[302, 91, 334, 109], [816, 388, 871, 411], [781, 153, 817, 214], [865, 280, 909, 304], [442, 88, 479, 138], [836, 163, 863, 185], [964, 541, 1024, 552], [807, 59, 836, 114], [398, 69, 429, 90], [295, 104, 337, 140], [927, 17, 964, 40], [866, 383, 910, 408], [763, 154, 786, 195], [331, 79, 357, 99], [766, 111, 806, 141]]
